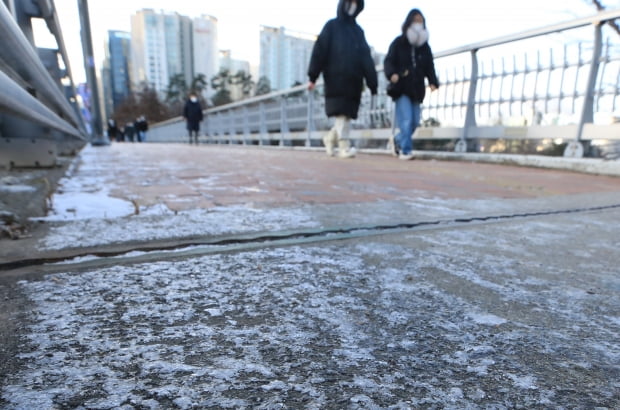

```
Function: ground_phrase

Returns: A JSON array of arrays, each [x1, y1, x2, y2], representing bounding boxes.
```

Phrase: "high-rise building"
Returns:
[[130, 10, 219, 97], [130, 9, 193, 94], [219, 50, 250, 75], [104, 30, 131, 118], [100, 59, 112, 121], [192, 15, 218, 97], [219, 50, 251, 101], [259, 26, 316, 91]]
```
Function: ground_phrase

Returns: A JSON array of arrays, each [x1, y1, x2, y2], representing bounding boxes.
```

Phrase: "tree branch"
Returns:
[[589, 0, 620, 36]]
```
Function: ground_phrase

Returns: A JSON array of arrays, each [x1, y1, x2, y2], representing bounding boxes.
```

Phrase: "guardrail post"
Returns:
[[280, 97, 289, 146], [228, 110, 235, 144], [216, 112, 224, 142], [259, 102, 267, 145], [565, 22, 603, 158], [77, 0, 103, 140], [306, 90, 315, 147], [243, 106, 250, 145], [456, 49, 479, 152]]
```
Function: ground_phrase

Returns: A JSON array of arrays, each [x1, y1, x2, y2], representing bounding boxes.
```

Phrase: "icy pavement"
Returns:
[[27, 143, 620, 252], [2, 209, 620, 408], [1, 144, 619, 408]]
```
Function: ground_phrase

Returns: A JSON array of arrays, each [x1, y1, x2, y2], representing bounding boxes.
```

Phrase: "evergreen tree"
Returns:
[[191, 73, 208, 96], [165, 73, 187, 104], [210, 69, 233, 106], [231, 70, 255, 99], [255, 76, 271, 96]]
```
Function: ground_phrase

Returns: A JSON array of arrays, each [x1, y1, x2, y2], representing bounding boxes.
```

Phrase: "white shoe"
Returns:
[[339, 147, 357, 158], [322, 130, 337, 156], [398, 153, 414, 160], [338, 140, 356, 158]]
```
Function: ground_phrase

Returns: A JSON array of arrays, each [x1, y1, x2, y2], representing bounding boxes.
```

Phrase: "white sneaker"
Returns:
[[322, 130, 337, 157], [398, 153, 414, 160], [337, 140, 356, 158], [339, 147, 357, 159]]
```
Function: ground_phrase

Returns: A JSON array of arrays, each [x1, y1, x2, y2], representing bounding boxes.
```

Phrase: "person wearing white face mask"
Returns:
[[308, 0, 378, 158], [183, 92, 204, 144], [384, 9, 439, 160]]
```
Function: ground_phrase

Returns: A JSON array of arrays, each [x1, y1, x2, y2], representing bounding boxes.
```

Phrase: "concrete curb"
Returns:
[[409, 151, 620, 177], [211, 144, 620, 177]]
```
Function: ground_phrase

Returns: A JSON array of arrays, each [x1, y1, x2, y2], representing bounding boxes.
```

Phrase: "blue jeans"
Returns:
[[395, 95, 420, 155]]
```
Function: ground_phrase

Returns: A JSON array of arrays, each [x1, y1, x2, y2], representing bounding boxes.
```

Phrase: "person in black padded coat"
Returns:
[[307, 0, 378, 158], [383, 8, 439, 160], [183, 92, 204, 144]]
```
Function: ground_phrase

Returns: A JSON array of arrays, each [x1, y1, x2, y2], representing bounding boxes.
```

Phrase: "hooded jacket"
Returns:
[[383, 9, 439, 103], [183, 98, 204, 131], [307, 0, 378, 119]]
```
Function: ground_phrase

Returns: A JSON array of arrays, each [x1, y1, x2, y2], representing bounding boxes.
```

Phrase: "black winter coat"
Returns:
[[383, 36, 439, 103], [183, 100, 204, 131], [307, 0, 378, 119]]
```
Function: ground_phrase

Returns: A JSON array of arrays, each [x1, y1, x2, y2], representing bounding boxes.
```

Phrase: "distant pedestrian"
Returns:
[[183, 92, 204, 144], [107, 118, 119, 142], [124, 121, 136, 142], [136, 116, 148, 142], [383, 8, 439, 160], [307, 0, 378, 158]]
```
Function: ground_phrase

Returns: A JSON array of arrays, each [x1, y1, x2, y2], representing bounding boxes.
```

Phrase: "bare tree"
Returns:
[[113, 82, 172, 125]]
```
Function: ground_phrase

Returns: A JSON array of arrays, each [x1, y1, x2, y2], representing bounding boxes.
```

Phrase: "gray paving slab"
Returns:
[[1, 207, 618, 408]]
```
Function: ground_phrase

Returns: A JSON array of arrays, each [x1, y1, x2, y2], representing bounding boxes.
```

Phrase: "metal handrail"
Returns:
[[199, 9, 620, 114], [0, 0, 82, 130], [435, 8, 620, 58], [0, 69, 83, 139], [147, 10, 620, 158]]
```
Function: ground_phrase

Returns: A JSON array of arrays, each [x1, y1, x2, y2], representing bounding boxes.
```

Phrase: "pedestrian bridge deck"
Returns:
[[1, 143, 619, 265], [1, 143, 619, 408]]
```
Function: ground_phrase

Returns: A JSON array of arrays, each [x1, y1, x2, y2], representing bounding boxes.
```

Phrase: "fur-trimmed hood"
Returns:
[[337, 0, 364, 19]]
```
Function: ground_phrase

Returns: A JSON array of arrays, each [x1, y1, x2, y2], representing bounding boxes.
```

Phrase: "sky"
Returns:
[[34, 0, 614, 84]]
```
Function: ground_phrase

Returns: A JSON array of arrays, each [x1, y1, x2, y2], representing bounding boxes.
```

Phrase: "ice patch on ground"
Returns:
[[36, 205, 320, 250], [39, 191, 136, 221], [468, 312, 508, 326]]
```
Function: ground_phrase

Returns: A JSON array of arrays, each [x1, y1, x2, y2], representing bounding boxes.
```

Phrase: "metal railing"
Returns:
[[148, 10, 620, 159], [0, 0, 86, 168]]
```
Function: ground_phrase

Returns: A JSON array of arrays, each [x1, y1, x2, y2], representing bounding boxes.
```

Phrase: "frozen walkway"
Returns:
[[1, 143, 619, 408]]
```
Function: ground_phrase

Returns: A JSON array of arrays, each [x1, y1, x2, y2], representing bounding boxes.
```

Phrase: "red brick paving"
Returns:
[[96, 144, 620, 211]]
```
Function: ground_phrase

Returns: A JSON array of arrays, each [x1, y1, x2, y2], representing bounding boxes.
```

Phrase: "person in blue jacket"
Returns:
[[307, 0, 378, 158]]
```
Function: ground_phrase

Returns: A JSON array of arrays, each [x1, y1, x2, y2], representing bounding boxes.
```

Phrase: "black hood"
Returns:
[[401, 8, 426, 35], [337, 0, 364, 19]]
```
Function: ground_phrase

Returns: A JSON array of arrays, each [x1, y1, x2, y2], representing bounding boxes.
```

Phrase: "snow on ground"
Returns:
[[2, 212, 619, 408], [33, 191, 595, 252], [4, 144, 618, 407], [41, 191, 137, 221], [35, 203, 321, 250]]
